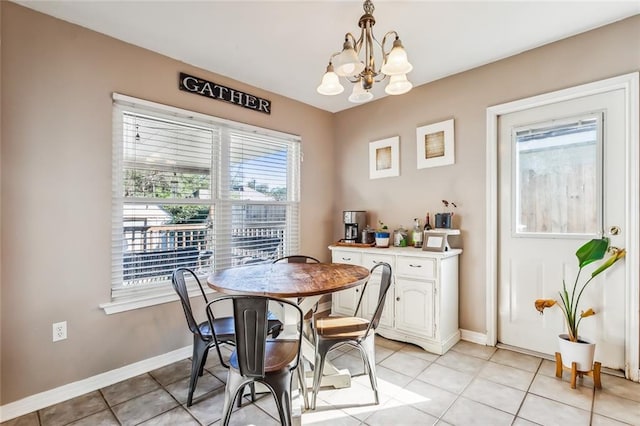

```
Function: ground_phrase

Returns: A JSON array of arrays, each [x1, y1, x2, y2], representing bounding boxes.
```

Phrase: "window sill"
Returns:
[[100, 284, 214, 315]]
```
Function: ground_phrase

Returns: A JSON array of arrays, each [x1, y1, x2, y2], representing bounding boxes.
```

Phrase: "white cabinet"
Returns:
[[330, 246, 461, 355]]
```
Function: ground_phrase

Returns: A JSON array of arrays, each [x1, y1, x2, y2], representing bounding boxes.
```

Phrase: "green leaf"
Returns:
[[575, 238, 609, 268]]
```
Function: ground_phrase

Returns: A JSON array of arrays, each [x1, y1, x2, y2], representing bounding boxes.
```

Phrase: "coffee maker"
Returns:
[[343, 211, 367, 243]]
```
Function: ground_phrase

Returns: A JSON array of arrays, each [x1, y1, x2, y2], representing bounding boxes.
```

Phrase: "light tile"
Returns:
[[490, 349, 542, 373], [210, 403, 280, 426], [599, 374, 640, 403], [397, 344, 440, 363], [111, 388, 178, 426], [101, 373, 160, 406], [416, 363, 474, 394], [39, 391, 107, 426], [301, 406, 362, 426], [393, 379, 457, 418], [451, 340, 497, 360], [186, 385, 231, 425], [351, 364, 413, 397], [518, 393, 591, 425], [363, 400, 439, 425], [165, 370, 225, 405], [528, 374, 593, 411], [591, 413, 634, 426], [330, 352, 367, 376], [435, 350, 489, 375], [379, 351, 432, 378], [462, 377, 526, 414], [478, 361, 535, 391], [441, 396, 514, 425], [512, 417, 541, 426], [137, 406, 200, 425], [149, 359, 192, 386], [537, 359, 558, 378], [67, 409, 119, 426], [374, 336, 406, 351], [373, 344, 395, 364], [593, 390, 640, 425], [1, 413, 40, 426]]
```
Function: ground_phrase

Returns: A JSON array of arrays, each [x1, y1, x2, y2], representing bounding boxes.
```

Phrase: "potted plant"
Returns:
[[535, 237, 626, 371], [375, 221, 390, 248]]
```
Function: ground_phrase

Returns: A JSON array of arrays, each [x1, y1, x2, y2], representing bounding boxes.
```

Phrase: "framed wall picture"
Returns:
[[416, 119, 455, 169], [369, 136, 400, 179], [422, 232, 447, 252]]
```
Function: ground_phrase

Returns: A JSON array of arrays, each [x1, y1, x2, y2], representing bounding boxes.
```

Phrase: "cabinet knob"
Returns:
[[409, 264, 422, 268], [342, 257, 351, 261], [396, 297, 400, 301]]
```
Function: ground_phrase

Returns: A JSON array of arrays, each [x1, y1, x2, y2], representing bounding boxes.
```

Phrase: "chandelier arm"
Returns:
[[381, 30, 399, 58]]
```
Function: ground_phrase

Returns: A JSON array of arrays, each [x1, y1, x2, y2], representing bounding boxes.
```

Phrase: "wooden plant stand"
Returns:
[[555, 352, 602, 389]]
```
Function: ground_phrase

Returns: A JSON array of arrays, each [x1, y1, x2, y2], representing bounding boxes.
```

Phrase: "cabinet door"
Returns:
[[331, 250, 362, 316], [359, 272, 394, 328], [395, 277, 435, 338]]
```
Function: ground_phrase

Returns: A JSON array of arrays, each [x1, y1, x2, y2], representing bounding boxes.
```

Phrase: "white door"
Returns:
[[498, 89, 627, 369]]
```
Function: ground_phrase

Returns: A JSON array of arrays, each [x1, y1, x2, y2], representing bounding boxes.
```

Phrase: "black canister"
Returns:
[[361, 229, 376, 244]]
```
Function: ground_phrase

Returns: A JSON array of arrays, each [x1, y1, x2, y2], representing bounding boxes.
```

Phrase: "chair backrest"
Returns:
[[273, 255, 320, 264], [171, 268, 210, 339], [207, 295, 303, 377], [354, 262, 393, 335]]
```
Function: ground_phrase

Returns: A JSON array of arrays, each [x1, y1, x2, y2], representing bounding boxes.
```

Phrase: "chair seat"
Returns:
[[198, 317, 235, 341], [314, 315, 370, 338], [230, 340, 299, 373]]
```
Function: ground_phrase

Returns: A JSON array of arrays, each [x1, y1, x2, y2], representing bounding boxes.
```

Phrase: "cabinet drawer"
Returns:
[[396, 256, 436, 279], [361, 253, 395, 270], [332, 250, 362, 265]]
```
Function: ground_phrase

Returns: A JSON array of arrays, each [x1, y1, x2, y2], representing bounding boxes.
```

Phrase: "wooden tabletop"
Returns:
[[207, 262, 370, 298]]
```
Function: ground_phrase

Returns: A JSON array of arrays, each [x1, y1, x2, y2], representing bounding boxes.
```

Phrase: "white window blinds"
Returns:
[[112, 94, 300, 297]]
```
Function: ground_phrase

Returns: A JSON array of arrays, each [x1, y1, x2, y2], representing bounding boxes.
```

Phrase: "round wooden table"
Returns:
[[207, 262, 370, 393], [207, 262, 370, 298]]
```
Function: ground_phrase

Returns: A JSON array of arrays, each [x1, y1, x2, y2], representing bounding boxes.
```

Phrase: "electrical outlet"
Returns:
[[52, 321, 67, 342]]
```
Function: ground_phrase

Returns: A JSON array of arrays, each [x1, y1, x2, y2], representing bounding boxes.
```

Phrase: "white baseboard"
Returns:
[[0, 346, 192, 423], [460, 329, 490, 346]]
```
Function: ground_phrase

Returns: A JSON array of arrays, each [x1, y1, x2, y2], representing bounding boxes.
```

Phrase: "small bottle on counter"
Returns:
[[412, 218, 423, 248], [424, 212, 433, 231]]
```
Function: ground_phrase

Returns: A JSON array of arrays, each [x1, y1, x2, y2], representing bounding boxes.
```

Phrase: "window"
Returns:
[[106, 94, 300, 312], [513, 114, 601, 236]]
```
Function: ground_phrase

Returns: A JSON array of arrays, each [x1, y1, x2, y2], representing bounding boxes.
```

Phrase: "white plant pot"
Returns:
[[557, 334, 596, 371]]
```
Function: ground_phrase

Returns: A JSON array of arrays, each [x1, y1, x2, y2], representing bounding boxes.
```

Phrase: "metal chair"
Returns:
[[310, 262, 392, 409], [207, 295, 305, 426], [171, 268, 283, 406]]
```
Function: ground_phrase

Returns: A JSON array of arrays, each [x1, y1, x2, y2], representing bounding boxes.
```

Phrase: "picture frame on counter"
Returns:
[[422, 232, 448, 252], [416, 118, 455, 169], [369, 136, 400, 179]]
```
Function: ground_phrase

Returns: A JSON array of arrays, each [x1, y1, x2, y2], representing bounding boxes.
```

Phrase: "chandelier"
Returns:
[[316, 0, 413, 103]]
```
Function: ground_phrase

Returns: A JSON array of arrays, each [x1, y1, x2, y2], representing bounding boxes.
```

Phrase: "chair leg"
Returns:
[[359, 335, 379, 405], [297, 360, 309, 409], [187, 336, 209, 407], [265, 370, 293, 426], [222, 371, 253, 426], [311, 339, 332, 410]]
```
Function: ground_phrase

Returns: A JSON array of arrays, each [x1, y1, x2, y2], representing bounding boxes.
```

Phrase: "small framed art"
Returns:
[[369, 136, 399, 179], [422, 232, 447, 252], [416, 119, 455, 169]]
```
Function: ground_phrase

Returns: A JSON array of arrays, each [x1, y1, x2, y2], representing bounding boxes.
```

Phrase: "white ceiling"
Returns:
[[13, 1, 640, 113]]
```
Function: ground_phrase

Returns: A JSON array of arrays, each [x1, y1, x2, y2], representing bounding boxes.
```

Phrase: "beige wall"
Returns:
[[331, 15, 640, 333], [0, 3, 335, 403], [1, 1, 639, 406]]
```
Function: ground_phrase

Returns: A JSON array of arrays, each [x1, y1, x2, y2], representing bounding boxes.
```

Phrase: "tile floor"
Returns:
[[3, 337, 639, 426]]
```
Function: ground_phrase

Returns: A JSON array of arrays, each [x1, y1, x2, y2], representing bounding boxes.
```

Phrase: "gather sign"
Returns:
[[179, 72, 271, 115]]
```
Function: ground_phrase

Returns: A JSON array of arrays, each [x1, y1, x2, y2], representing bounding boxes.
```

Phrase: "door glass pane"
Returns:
[[514, 114, 601, 236]]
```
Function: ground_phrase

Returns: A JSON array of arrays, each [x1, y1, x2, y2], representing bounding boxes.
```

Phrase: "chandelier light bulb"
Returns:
[[385, 73, 413, 95], [334, 41, 365, 77], [317, 64, 344, 95], [381, 39, 413, 76], [348, 82, 374, 103]]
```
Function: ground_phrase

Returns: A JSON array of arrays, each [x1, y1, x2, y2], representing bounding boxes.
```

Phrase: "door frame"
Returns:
[[485, 72, 640, 381]]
